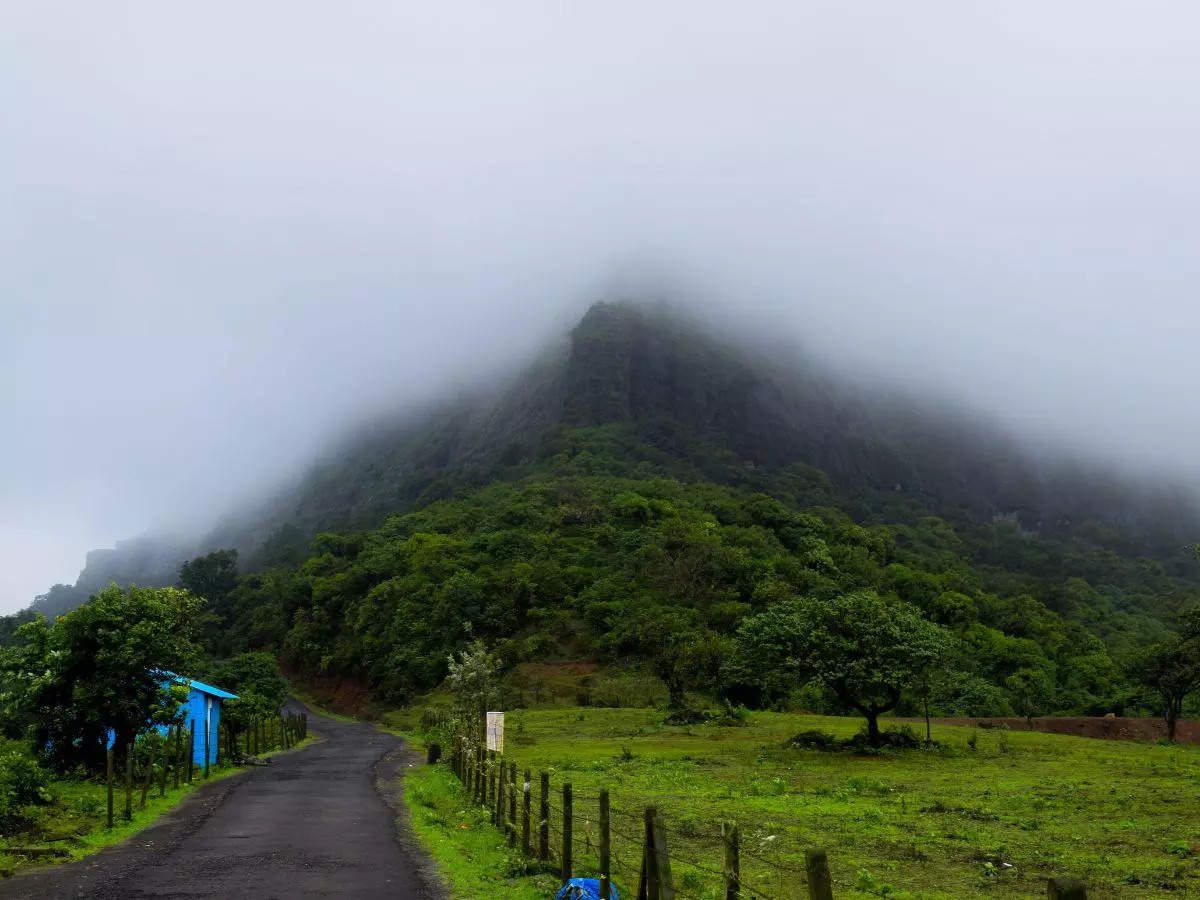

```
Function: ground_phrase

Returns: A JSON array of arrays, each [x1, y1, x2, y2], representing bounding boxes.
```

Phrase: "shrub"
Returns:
[[0, 751, 52, 834], [712, 702, 750, 727], [0, 752, 51, 806], [664, 707, 708, 726], [783, 729, 840, 751], [590, 674, 666, 708]]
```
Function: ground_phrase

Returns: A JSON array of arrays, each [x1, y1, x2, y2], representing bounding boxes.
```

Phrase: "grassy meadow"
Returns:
[[396, 708, 1200, 899]]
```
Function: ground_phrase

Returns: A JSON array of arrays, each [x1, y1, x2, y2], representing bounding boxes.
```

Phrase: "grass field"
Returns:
[[398, 708, 1200, 899]]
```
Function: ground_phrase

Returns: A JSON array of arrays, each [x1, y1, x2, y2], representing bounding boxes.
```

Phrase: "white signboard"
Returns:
[[486, 711, 505, 753]]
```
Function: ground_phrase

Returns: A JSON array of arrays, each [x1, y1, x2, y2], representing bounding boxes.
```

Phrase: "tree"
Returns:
[[1005, 667, 1055, 726], [3, 584, 201, 772], [652, 629, 726, 713], [204, 652, 289, 754], [178, 549, 239, 604], [632, 608, 725, 712], [911, 664, 959, 743], [446, 640, 500, 743], [1131, 636, 1200, 740], [179, 550, 239, 654], [735, 591, 950, 746]]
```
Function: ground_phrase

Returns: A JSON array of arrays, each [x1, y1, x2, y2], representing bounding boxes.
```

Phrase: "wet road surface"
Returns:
[[5, 703, 440, 899]]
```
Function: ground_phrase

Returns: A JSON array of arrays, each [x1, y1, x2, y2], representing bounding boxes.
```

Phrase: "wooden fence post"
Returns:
[[1048, 877, 1088, 899], [496, 757, 507, 828], [187, 724, 195, 783], [522, 769, 532, 857], [599, 790, 611, 900], [723, 821, 740, 900], [638, 805, 674, 900], [562, 782, 573, 882], [539, 772, 550, 861], [159, 734, 169, 797], [805, 848, 833, 900], [204, 720, 210, 779], [140, 744, 155, 809], [173, 727, 182, 790], [124, 743, 134, 821], [508, 762, 517, 844], [488, 750, 496, 808], [106, 747, 114, 829], [472, 744, 482, 806]]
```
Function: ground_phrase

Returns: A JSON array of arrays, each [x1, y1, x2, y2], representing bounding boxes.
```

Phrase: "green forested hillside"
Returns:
[[204, 421, 1195, 716], [19, 302, 1200, 718]]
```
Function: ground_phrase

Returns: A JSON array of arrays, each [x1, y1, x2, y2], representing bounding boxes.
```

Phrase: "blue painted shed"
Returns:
[[165, 677, 238, 767]]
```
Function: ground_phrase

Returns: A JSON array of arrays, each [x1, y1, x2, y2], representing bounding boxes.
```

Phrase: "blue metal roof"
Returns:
[[160, 671, 238, 700], [184, 678, 238, 700]]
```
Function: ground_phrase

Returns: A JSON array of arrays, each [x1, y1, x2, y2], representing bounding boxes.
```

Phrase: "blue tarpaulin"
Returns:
[[555, 878, 619, 900]]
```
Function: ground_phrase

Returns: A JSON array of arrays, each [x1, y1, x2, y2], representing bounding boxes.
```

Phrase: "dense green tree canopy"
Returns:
[[731, 591, 950, 743], [185, 427, 1196, 719], [2, 585, 201, 772], [202, 651, 288, 742]]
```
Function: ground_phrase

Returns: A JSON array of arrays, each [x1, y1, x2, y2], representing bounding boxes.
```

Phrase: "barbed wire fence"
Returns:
[[432, 712, 1090, 900]]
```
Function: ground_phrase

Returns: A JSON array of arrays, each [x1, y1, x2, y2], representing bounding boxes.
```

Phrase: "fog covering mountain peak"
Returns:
[[27, 300, 1200, 619]]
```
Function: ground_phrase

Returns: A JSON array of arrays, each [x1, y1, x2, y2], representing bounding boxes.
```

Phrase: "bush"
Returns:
[[0, 751, 52, 833], [845, 725, 924, 753], [783, 729, 840, 751], [663, 707, 708, 726], [784, 726, 934, 754], [712, 702, 750, 727], [590, 673, 666, 708], [0, 752, 51, 806]]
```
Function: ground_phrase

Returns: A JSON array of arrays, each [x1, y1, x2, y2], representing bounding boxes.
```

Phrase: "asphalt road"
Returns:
[[4, 703, 442, 899]]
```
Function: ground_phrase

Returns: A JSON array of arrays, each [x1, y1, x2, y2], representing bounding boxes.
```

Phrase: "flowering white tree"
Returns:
[[446, 640, 500, 743]]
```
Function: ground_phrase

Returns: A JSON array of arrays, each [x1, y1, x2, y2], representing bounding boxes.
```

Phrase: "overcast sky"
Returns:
[[4, 2, 1200, 611]]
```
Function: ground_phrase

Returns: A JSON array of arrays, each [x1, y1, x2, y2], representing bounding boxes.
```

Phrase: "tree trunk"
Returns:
[[113, 728, 136, 770], [667, 680, 686, 711], [866, 712, 881, 746], [923, 696, 931, 744], [1167, 709, 1178, 741]]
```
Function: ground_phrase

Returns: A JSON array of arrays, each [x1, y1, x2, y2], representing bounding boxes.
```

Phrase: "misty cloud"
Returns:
[[4, 1, 1200, 610]]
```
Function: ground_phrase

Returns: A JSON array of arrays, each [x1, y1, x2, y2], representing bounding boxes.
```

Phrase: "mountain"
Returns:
[[199, 300, 1199, 566], [19, 301, 1200, 716], [28, 533, 197, 620]]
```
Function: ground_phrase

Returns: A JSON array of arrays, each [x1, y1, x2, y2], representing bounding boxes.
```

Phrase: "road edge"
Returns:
[[374, 740, 448, 900]]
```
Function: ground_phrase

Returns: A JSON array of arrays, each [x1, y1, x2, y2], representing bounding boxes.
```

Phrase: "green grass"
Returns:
[[404, 760, 560, 899], [408, 708, 1200, 898]]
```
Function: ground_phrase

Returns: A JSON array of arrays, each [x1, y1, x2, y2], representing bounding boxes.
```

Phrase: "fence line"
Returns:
[[443, 730, 1092, 899], [99, 708, 308, 831]]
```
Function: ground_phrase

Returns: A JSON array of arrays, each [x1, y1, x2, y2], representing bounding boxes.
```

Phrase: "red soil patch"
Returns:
[[283, 666, 371, 717], [916, 715, 1200, 744]]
